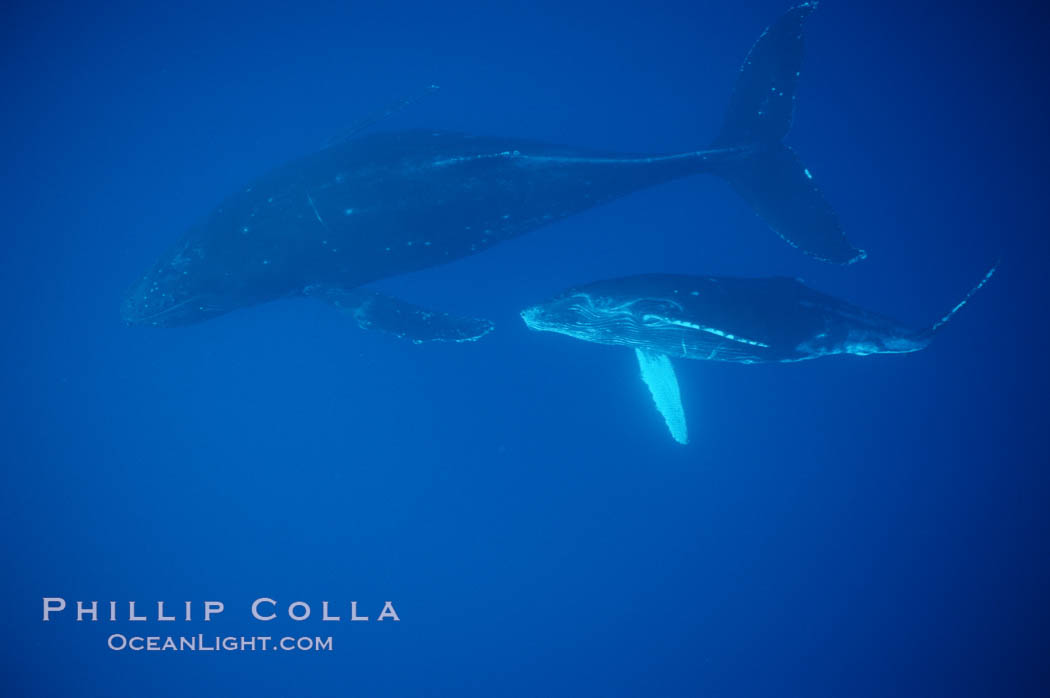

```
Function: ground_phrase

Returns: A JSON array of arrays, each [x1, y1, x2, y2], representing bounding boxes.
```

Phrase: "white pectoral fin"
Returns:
[[634, 349, 689, 445]]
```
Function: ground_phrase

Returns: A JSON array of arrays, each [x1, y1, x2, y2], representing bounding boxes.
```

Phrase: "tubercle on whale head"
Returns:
[[520, 291, 599, 340], [521, 290, 602, 334], [519, 305, 545, 331], [120, 230, 231, 328], [120, 272, 230, 328], [120, 289, 229, 327], [520, 288, 686, 348]]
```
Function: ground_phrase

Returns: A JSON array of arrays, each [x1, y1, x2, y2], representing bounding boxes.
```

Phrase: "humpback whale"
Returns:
[[521, 266, 998, 444], [122, 3, 862, 342]]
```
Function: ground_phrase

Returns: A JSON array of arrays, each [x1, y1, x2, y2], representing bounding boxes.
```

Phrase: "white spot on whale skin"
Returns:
[[646, 315, 770, 348], [343, 208, 354, 216], [804, 168, 813, 179]]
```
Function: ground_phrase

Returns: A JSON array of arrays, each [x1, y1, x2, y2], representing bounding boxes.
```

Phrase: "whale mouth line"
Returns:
[[523, 293, 686, 332], [123, 295, 208, 326]]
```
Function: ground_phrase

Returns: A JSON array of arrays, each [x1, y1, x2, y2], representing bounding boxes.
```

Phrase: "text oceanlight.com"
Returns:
[[107, 634, 333, 652]]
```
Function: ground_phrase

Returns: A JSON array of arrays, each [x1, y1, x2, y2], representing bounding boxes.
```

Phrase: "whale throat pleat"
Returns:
[[634, 349, 688, 445]]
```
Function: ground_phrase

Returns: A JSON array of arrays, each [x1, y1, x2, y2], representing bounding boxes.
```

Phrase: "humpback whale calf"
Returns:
[[122, 3, 863, 342], [521, 266, 998, 444]]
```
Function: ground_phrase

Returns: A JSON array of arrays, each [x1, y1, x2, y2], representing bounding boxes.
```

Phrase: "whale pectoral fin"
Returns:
[[307, 285, 494, 343], [634, 349, 689, 445]]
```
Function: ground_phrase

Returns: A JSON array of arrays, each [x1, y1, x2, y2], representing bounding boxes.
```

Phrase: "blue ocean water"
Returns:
[[3, 0, 1048, 696]]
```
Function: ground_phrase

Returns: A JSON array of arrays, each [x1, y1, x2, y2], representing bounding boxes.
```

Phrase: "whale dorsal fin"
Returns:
[[325, 84, 440, 148], [305, 284, 493, 343], [634, 349, 688, 445]]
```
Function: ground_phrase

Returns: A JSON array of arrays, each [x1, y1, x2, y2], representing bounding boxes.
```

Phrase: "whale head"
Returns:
[[521, 275, 785, 362], [521, 283, 691, 351], [121, 226, 235, 327], [121, 197, 304, 328]]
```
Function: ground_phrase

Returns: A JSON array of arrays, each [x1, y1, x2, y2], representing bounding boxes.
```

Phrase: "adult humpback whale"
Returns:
[[122, 3, 862, 341], [521, 267, 998, 444]]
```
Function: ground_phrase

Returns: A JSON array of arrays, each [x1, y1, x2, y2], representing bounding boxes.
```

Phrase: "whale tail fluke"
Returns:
[[710, 3, 866, 265], [715, 3, 814, 147]]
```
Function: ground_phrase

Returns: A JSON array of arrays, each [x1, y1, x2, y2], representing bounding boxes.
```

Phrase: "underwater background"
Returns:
[[3, 0, 1047, 696]]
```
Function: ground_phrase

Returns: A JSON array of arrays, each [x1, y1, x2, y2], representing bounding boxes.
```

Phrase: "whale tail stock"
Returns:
[[709, 2, 866, 265]]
